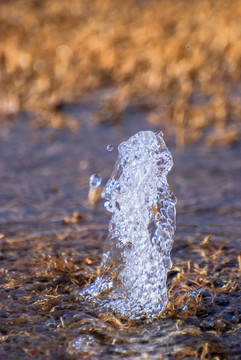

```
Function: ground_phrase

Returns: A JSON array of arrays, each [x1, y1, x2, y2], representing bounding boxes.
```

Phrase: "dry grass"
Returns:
[[0, 0, 241, 145], [0, 227, 240, 358]]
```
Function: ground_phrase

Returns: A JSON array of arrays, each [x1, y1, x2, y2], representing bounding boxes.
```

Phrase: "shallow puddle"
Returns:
[[0, 103, 240, 359]]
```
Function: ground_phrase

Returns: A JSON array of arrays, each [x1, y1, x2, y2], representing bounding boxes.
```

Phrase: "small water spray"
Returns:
[[83, 131, 176, 319]]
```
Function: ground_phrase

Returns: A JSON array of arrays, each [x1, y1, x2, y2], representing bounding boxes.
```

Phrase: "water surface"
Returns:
[[0, 103, 240, 359]]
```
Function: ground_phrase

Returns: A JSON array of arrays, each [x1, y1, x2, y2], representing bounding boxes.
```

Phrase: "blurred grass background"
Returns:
[[0, 0, 241, 145]]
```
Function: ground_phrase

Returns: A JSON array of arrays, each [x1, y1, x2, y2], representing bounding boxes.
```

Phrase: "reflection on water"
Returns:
[[0, 104, 240, 358]]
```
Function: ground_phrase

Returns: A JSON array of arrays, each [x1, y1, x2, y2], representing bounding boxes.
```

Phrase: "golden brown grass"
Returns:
[[0, 0, 241, 145], [0, 227, 240, 358]]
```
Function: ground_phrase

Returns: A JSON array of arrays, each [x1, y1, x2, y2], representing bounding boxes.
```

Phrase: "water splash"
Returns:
[[83, 131, 176, 319]]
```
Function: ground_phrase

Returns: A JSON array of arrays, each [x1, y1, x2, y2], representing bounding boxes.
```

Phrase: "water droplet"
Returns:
[[106, 144, 114, 152], [89, 174, 102, 189]]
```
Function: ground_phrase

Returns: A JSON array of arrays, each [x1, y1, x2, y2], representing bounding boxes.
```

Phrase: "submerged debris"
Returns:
[[0, 229, 240, 358]]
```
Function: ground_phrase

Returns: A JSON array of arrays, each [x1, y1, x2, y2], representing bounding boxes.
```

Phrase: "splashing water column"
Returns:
[[83, 131, 176, 319]]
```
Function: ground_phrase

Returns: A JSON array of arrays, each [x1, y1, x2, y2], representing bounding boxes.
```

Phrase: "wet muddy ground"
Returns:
[[0, 101, 240, 359]]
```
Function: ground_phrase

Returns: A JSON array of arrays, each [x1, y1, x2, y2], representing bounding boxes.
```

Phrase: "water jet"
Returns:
[[83, 130, 176, 319]]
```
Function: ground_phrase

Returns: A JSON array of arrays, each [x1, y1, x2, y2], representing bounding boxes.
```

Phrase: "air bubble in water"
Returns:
[[106, 144, 114, 152], [89, 173, 102, 189], [104, 200, 111, 209]]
